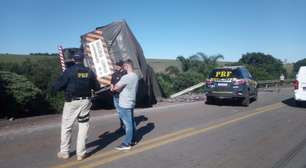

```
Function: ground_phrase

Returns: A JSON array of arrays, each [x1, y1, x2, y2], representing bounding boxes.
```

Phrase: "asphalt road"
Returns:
[[1, 88, 306, 168]]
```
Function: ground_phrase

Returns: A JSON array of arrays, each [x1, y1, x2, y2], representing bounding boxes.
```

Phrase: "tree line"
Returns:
[[29, 52, 58, 56], [157, 52, 306, 97], [0, 57, 64, 118]]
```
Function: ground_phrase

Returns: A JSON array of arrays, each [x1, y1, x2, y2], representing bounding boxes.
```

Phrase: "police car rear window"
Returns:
[[208, 69, 242, 79]]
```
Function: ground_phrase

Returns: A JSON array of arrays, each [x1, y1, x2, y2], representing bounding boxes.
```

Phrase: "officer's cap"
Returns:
[[116, 60, 124, 66], [73, 53, 84, 62]]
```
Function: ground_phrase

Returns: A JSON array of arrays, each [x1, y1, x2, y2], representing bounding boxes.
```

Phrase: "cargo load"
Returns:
[[61, 21, 164, 107]]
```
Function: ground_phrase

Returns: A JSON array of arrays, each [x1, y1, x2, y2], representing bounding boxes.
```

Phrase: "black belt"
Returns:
[[72, 97, 90, 100], [66, 97, 90, 102]]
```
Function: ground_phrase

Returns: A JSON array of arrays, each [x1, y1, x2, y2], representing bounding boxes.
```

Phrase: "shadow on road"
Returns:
[[84, 115, 155, 157], [282, 97, 306, 108], [206, 98, 256, 107]]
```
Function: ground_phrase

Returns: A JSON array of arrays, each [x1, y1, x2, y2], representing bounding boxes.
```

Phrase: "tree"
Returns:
[[0, 71, 46, 118], [0, 57, 64, 115], [293, 58, 306, 74], [176, 56, 191, 72], [156, 52, 224, 97], [238, 52, 286, 80], [0, 57, 61, 92], [194, 52, 224, 68], [29, 58, 61, 92], [172, 71, 204, 92], [155, 73, 174, 97], [165, 65, 180, 77], [176, 52, 224, 75], [189, 52, 224, 76]]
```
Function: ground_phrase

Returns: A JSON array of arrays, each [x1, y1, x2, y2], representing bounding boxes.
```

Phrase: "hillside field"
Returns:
[[0, 54, 55, 63], [0, 54, 181, 73], [0, 54, 293, 75]]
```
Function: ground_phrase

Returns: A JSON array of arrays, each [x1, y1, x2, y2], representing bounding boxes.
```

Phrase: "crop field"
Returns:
[[0, 54, 293, 75], [0, 54, 181, 73], [0, 54, 55, 63], [146, 58, 181, 73]]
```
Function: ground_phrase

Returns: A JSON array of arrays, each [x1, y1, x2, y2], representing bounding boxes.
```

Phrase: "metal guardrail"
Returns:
[[257, 79, 294, 88], [170, 79, 294, 98]]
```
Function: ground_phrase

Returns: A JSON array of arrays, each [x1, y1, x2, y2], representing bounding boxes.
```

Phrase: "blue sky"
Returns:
[[0, 0, 305, 62]]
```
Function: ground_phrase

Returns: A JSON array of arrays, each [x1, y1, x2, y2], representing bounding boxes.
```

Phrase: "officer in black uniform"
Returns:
[[52, 52, 100, 161]]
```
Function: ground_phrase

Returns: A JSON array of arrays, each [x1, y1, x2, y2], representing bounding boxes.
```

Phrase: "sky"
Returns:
[[0, 0, 305, 62]]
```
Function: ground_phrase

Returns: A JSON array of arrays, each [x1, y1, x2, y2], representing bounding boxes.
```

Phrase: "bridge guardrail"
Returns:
[[257, 79, 294, 88], [170, 79, 294, 98]]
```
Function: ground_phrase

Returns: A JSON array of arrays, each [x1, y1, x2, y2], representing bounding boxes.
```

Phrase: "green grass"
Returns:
[[146, 58, 181, 73], [0, 54, 56, 63]]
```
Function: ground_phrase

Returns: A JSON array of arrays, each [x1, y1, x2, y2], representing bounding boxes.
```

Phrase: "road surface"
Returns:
[[0, 88, 306, 168]]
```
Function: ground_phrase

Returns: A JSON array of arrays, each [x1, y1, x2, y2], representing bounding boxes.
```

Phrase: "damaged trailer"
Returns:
[[61, 21, 164, 108]]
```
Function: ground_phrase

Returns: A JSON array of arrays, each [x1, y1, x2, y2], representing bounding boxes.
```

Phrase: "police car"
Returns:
[[293, 66, 306, 106], [205, 66, 258, 106]]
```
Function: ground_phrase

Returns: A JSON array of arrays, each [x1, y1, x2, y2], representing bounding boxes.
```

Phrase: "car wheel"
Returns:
[[206, 96, 215, 105], [241, 93, 250, 107]]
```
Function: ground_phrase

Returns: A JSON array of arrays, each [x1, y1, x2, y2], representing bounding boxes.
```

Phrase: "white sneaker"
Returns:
[[57, 152, 69, 159], [77, 154, 87, 161], [115, 143, 132, 150]]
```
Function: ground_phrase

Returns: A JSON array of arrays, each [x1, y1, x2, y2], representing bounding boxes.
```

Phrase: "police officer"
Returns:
[[52, 52, 100, 161]]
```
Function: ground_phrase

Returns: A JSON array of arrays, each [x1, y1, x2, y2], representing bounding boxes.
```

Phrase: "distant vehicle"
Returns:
[[293, 66, 306, 106], [205, 66, 257, 106]]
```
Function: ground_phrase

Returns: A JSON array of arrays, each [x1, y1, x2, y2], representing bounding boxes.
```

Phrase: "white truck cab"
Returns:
[[293, 66, 306, 105]]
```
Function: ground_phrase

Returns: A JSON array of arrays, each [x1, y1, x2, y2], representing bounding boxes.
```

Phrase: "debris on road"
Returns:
[[163, 93, 206, 103]]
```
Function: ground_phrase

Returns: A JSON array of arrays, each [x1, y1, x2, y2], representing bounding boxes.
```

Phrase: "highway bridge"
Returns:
[[0, 87, 306, 168]]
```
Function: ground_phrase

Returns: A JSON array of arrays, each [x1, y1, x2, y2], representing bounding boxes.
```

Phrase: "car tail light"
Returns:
[[233, 79, 246, 85], [206, 79, 214, 85], [293, 80, 299, 90]]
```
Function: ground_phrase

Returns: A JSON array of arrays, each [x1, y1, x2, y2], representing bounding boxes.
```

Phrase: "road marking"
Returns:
[[51, 128, 195, 168], [51, 102, 285, 168]]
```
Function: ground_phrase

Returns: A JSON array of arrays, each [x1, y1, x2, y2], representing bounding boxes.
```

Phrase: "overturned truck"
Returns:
[[62, 21, 163, 108]]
